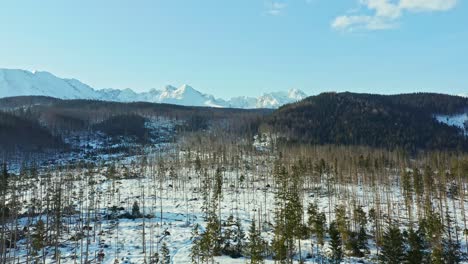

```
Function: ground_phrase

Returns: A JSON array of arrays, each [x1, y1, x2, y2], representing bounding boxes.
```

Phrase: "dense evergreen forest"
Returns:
[[264, 92, 468, 152], [1, 92, 467, 155], [92, 114, 150, 143], [0, 111, 63, 152], [0, 96, 269, 156]]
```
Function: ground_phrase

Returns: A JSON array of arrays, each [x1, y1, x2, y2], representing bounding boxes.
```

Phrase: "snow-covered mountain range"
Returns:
[[0, 69, 307, 108]]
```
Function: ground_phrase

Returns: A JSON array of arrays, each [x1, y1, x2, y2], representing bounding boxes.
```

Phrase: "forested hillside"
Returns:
[[1, 93, 468, 263], [92, 114, 150, 143], [0, 97, 270, 160], [0, 98, 270, 133], [264, 92, 468, 152], [1, 93, 467, 159], [0, 111, 63, 152], [0, 96, 60, 110]]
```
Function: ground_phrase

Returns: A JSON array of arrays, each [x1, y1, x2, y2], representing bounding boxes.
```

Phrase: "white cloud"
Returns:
[[332, 0, 458, 31], [361, 0, 401, 18], [266, 1, 287, 16], [399, 0, 458, 11], [332, 15, 397, 31]]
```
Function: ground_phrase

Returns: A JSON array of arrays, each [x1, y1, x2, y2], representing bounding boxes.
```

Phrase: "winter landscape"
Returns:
[[1, 88, 467, 264], [1, 1, 468, 264]]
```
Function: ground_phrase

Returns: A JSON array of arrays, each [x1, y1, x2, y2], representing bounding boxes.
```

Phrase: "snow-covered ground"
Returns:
[[3, 149, 468, 264], [4, 117, 178, 175], [436, 113, 468, 135]]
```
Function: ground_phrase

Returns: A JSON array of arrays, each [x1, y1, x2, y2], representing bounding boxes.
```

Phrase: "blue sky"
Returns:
[[0, 0, 466, 98]]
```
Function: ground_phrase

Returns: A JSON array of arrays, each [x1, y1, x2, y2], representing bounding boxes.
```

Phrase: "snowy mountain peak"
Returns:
[[288, 88, 307, 100], [179, 84, 194, 90], [0, 68, 307, 108], [162, 85, 177, 92], [146, 88, 158, 94], [253, 89, 307, 108], [175, 84, 198, 95], [33, 70, 56, 78], [0, 68, 99, 99]]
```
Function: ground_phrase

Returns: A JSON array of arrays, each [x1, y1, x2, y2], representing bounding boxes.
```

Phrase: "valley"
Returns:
[[1, 92, 468, 263], [2, 2, 467, 262]]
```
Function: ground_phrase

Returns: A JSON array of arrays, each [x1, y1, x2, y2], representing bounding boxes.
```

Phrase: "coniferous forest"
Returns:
[[1, 93, 468, 263]]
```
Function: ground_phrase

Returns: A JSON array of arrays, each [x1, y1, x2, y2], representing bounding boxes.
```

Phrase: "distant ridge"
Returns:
[[264, 92, 468, 151], [0, 68, 306, 108]]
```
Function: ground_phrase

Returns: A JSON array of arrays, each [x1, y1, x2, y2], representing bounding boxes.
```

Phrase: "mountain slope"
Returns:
[[0, 69, 306, 108], [256, 89, 307, 108], [0, 110, 63, 151], [0, 69, 99, 99], [264, 92, 468, 151]]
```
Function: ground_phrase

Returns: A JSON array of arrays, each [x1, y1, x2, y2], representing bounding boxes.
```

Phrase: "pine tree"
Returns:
[[401, 169, 412, 195], [329, 221, 343, 264], [307, 202, 318, 243], [442, 238, 461, 264], [315, 212, 327, 247], [231, 217, 245, 258], [353, 206, 367, 232], [32, 219, 45, 256], [198, 210, 221, 262], [190, 224, 201, 264], [132, 200, 141, 218], [107, 163, 117, 179], [368, 207, 381, 245], [150, 252, 159, 264], [431, 246, 444, 264], [442, 211, 461, 264], [357, 226, 368, 255], [161, 242, 170, 264], [271, 209, 287, 262], [284, 190, 302, 261], [379, 224, 405, 264], [307, 202, 326, 256], [420, 209, 444, 261], [247, 218, 264, 264], [413, 168, 424, 214], [335, 205, 349, 247], [214, 167, 223, 201], [194, 155, 202, 174], [222, 224, 233, 256], [200, 171, 210, 220], [401, 169, 414, 222], [0, 162, 7, 193], [406, 227, 428, 264], [347, 226, 369, 257], [347, 205, 368, 257]]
